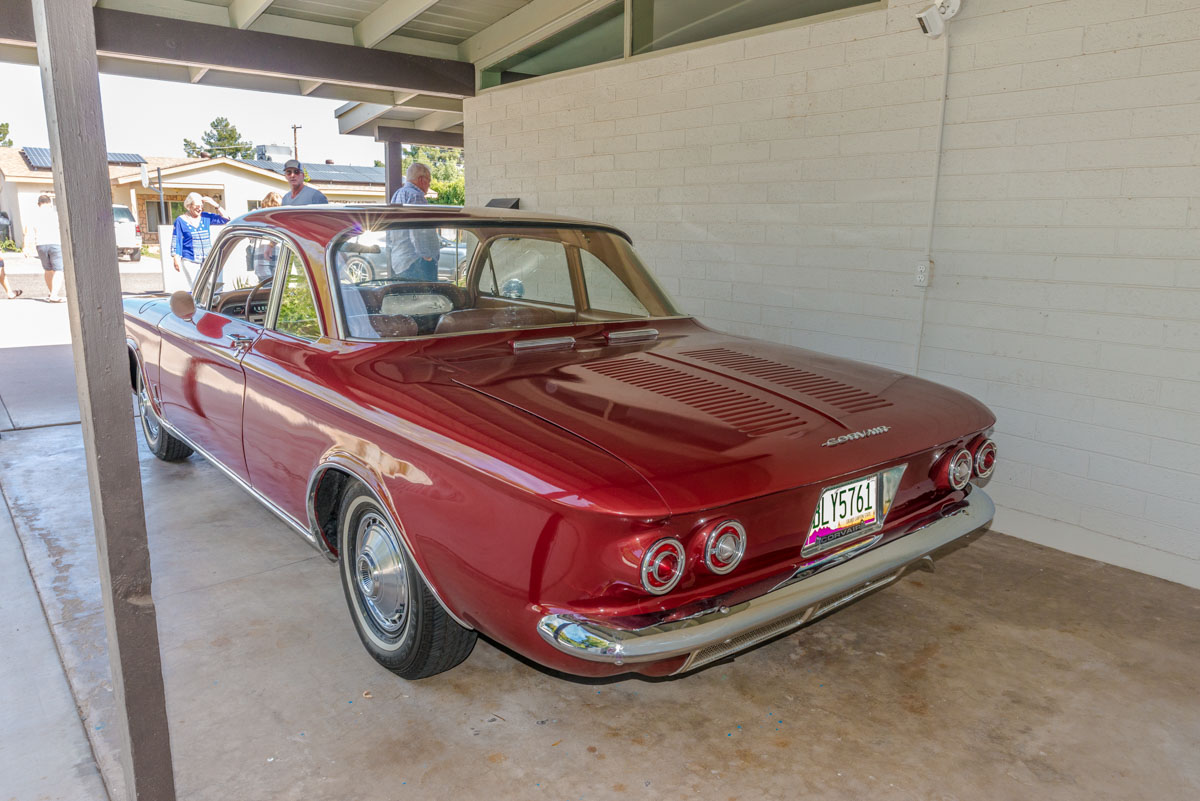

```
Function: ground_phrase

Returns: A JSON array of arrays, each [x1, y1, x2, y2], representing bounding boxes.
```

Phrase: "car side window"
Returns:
[[273, 251, 321, 341], [198, 236, 268, 325], [479, 237, 574, 306], [579, 248, 648, 317]]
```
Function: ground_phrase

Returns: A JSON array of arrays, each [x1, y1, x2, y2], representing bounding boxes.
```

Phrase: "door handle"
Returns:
[[229, 334, 255, 352]]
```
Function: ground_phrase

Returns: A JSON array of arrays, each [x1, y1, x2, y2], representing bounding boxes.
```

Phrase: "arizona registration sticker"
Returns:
[[805, 474, 879, 555]]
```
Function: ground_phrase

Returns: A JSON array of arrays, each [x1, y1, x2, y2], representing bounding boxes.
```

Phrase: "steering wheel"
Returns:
[[242, 275, 273, 323]]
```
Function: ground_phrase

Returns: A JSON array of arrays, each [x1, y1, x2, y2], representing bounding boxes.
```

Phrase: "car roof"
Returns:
[[232, 204, 633, 246]]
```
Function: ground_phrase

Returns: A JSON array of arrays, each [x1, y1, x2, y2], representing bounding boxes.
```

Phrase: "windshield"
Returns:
[[330, 223, 682, 339]]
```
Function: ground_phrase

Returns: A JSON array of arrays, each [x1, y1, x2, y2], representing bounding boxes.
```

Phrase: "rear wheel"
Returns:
[[130, 249, 141, 262], [137, 370, 192, 461], [337, 485, 475, 679]]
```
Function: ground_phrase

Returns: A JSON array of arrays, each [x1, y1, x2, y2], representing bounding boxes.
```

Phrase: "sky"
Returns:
[[0, 62, 384, 166]]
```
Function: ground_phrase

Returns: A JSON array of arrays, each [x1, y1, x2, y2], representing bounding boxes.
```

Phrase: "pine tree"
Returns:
[[183, 117, 254, 159]]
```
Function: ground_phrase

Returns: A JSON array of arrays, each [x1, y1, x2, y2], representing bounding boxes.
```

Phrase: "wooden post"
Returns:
[[31, 1, 177, 799], [385, 139, 405, 202]]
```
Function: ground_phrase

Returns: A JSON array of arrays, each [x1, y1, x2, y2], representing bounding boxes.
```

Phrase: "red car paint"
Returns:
[[125, 206, 996, 678]]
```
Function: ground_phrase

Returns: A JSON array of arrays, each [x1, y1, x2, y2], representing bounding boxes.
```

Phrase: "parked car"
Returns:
[[113, 204, 141, 261], [123, 206, 997, 680], [339, 228, 468, 284]]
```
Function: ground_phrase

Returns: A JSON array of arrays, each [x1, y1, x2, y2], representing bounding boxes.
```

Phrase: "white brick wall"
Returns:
[[464, 0, 1200, 588]]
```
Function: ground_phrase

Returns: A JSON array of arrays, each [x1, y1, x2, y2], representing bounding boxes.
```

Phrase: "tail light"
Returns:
[[972, 438, 997, 478], [703, 520, 746, 575], [640, 538, 685, 595], [135, 225, 141, 236], [943, 448, 973, 491]]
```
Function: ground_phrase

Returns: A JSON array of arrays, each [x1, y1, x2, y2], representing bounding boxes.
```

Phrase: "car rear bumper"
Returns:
[[536, 488, 994, 675]]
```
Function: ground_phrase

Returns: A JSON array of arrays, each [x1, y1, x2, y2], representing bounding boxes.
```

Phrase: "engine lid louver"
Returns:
[[585, 358, 806, 437], [678, 347, 893, 414]]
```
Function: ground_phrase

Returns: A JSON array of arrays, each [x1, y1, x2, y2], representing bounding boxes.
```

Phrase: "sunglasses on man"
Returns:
[[284, 168, 301, 176]]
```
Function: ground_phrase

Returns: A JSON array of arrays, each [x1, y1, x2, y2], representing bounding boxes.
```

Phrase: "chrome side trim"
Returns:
[[512, 336, 575, 352], [605, 328, 659, 343], [536, 489, 994, 672], [156, 417, 323, 553], [306, 462, 474, 631]]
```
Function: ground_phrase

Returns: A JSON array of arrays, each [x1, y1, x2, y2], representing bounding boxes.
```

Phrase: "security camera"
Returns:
[[916, 0, 961, 38]]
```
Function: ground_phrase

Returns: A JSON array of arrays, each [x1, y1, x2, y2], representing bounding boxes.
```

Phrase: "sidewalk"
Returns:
[[0, 302, 107, 801], [2, 252, 164, 298], [1, 252, 161, 274], [0, 299, 77, 429]]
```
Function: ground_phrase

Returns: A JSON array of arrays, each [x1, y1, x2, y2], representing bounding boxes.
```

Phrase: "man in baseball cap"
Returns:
[[281, 159, 329, 206]]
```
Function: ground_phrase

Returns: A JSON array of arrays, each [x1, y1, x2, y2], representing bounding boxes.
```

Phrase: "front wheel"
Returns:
[[342, 255, 374, 283], [137, 370, 192, 461], [338, 486, 476, 679]]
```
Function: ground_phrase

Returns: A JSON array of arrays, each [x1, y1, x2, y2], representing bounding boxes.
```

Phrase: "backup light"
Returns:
[[946, 448, 973, 490], [703, 520, 746, 575], [973, 438, 997, 478], [641, 538, 685, 595]]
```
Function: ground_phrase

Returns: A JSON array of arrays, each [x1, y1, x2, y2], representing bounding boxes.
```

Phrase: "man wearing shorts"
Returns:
[[24, 195, 64, 302]]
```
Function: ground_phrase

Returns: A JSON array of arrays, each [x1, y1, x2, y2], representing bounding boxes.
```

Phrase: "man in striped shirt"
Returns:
[[388, 162, 439, 281]]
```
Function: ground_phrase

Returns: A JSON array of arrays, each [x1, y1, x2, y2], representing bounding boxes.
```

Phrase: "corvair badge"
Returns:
[[822, 425, 890, 447]]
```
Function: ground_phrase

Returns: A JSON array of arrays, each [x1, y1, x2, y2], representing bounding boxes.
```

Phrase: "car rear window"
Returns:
[[112, 206, 136, 223], [330, 223, 682, 340]]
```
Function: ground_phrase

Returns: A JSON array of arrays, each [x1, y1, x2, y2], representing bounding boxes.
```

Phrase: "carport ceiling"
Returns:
[[0, 0, 609, 143]]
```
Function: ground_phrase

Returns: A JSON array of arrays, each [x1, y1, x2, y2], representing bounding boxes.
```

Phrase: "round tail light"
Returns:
[[641, 538, 685, 595], [973, 438, 997, 478], [946, 448, 973, 490], [703, 520, 746, 575]]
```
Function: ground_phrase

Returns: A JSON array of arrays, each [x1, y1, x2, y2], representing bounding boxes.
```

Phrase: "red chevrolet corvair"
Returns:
[[124, 206, 996, 679]]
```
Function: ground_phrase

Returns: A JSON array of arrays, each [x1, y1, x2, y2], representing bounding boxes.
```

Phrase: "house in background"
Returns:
[[0, 146, 385, 247]]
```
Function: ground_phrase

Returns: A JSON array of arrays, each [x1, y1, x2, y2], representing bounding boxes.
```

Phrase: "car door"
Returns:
[[242, 244, 335, 525], [157, 233, 269, 482]]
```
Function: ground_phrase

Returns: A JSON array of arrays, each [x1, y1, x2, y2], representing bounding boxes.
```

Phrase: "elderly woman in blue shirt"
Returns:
[[171, 192, 228, 288]]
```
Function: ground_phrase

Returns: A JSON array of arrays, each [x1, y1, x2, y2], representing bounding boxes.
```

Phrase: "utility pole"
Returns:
[[291, 124, 302, 161]]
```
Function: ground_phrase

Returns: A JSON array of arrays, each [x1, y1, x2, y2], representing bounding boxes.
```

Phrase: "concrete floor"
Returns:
[[1, 306, 1199, 801], [0, 482, 107, 801]]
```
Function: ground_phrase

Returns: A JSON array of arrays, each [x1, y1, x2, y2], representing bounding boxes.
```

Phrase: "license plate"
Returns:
[[804, 474, 880, 556]]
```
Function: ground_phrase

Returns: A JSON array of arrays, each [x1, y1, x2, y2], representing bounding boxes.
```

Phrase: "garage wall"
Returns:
[[463, 0, 1200, 588]]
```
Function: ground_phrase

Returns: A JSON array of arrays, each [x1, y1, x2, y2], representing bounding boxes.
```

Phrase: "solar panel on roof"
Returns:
[[236, 158, 383, 184], [241, 159, 285, 173], [21, 146, 145, 168], [22, 147, 53, 169]]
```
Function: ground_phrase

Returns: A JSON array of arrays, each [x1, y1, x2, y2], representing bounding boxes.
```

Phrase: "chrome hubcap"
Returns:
[[345, 257, 369, 283], [354, 513, 408, 634], [139, 383, 160, 439]]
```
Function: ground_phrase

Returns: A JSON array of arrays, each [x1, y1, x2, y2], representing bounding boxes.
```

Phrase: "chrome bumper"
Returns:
[[537, 489, 993, 674]]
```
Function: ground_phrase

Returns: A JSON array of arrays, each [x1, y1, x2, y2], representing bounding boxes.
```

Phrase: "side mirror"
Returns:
[[169, 290, 196, 320]]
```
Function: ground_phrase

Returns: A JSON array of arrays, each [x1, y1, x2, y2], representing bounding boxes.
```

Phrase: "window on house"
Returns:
[[630, 0, 877, 55], [481, 0, 878, 86], [480, 1, 624, 88]]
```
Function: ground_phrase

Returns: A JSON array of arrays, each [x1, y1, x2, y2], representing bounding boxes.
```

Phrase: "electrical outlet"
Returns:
[[915, 259, 932, 287]]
